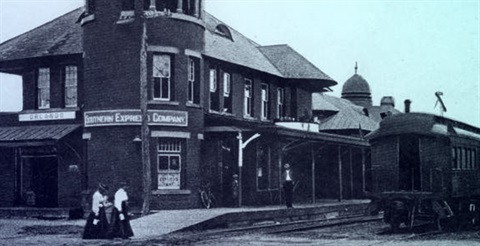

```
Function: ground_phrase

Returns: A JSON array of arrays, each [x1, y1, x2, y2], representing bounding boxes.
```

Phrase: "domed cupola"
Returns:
[[341, 62, 372, 108]]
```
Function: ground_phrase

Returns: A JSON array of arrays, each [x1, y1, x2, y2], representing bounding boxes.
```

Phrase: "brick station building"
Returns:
[[0, 0, 369, 211]]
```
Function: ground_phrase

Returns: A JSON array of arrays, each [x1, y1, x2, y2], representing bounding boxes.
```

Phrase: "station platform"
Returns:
[[0, 199, 372, 240], [130, 199, 371, 240]]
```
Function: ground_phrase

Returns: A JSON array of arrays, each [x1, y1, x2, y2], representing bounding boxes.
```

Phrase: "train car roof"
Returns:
[[366, 112, 480, 141]]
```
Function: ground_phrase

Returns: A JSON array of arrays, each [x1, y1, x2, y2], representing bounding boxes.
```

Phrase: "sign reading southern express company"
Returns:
[[84, 110, 188, 127]]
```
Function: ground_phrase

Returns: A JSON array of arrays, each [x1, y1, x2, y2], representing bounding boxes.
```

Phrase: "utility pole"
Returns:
[[237, 132, 260, 207], [140, 15, 151, 216]]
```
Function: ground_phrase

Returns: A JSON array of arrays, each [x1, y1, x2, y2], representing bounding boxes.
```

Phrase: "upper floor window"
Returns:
[[209, 68, 219, 111], [261, 83, 269, 120], [452, 146, 477, 170], [223, 72, 232, 113], [144, 0, 200, 17], [223, 73, 231, 97], [182, 0, 197, 15], [64, 66, 78, 108], [209, 69, 217, 93], [37, 68, 50, 109], [244, 78, 253, 117], [153, 54, 172, 101], [155, 0, 177, 12], [187, 57, 200, 104], [277, 87, 285, 118]]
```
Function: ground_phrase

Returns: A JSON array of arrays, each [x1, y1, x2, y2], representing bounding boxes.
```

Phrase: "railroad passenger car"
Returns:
[[367, 112, 480, 231]]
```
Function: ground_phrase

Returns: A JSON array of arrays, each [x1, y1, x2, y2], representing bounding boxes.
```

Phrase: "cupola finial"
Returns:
[[354, 62, 358, 74]]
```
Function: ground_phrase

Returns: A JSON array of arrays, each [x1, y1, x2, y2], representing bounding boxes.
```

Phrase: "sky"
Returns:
[[0, 0, 479, 126]]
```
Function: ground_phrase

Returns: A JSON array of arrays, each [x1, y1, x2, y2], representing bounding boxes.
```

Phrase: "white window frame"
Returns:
[[37, 68, 50, 109], [187, 58, 195, 103], [64, 65, 78, 108], [223, 72, 231, 97], [157, 139, 182, 190], [153, 54, 171, 101], [244, 78, 253, 117], [261, 83, 269, 120], [277, 87, 284, 118], [209, 69, 217, 93]]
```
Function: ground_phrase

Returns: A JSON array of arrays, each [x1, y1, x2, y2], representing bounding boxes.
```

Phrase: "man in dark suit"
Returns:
[[282, 163, 294, 208]]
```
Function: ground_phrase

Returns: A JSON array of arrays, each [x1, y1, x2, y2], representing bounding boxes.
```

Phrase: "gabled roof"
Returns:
[[258, 45, 334, 82], [312, 93, 378, 132], [0, 8, 83, 63], [0, 8, 335, 89], [204, 12, 283, 77]]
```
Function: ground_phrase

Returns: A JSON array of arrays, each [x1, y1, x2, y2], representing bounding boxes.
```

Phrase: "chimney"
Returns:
[[404, 99, 411, 113]]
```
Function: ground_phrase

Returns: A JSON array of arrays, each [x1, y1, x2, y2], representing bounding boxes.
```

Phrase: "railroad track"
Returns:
[[167, 213, 383, 240]]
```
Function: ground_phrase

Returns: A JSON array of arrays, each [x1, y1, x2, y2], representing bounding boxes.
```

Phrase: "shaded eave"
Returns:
[[204, 115, 368, 147], [0, 124, 81, 147]]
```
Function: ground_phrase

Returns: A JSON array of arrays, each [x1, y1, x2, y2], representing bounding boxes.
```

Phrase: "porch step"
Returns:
[[0, 207, 75, 219]]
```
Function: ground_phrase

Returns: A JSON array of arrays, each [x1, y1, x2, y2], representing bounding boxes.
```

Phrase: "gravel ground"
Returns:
[[2, 218, 480, 246]]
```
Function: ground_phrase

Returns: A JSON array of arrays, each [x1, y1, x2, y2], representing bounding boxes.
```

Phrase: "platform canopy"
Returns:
[[0, 124, 81, 147]]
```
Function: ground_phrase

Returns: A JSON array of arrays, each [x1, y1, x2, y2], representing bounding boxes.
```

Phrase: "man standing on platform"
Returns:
[[282, 163, 294, 208]]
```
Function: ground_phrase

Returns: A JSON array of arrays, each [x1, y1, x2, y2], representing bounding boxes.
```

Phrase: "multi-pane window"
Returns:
[[244, 79, 253, 117], [157, 138, 182, 189], [209, 68, 219, 110], [277, 87, 284, 118], [64, 66, 78, 108], [187, 58, 196, 103], [209, 69, 217, 93], [452, 146, 478, 170], [153, 54, 171, 101], [223, 72, 232, 113], [37, 68, 50, 109], [261, 83, 269, 120]]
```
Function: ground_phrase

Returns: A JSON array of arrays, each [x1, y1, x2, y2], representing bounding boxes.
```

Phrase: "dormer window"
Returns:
[[215, 24, 233, 41]]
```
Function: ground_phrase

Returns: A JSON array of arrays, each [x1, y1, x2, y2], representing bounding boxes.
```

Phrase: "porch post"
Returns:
[[362, 148, 366, 194], [338, 145, 343, 202], [177, 0, 184, 13], [278, 150, 283, 206], [149, 0, 156, 10], [311, 146, 316, 204], [349, 147, 353, 199], [237, 132, 243, 207]]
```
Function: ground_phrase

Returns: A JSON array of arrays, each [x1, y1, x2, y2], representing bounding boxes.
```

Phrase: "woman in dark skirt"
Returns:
[[83, 183, 111, 239], [108, 182, 134, 239]]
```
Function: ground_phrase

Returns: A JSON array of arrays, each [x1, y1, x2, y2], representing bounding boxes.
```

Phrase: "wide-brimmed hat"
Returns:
[[98, 183, 109, 191], [284, 163, 290, 169]]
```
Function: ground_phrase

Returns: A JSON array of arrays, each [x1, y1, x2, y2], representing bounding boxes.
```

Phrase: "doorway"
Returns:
[[398, 135, 421, 191], [22, 156, 59, 207]]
